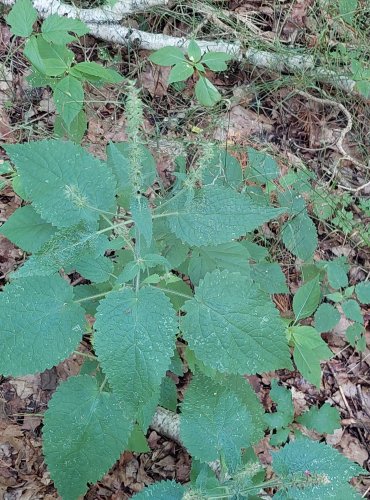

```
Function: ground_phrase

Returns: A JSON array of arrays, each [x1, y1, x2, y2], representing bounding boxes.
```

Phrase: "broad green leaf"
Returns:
[[282, 212, 318, 261], [107, 142, 156, 205], [326, 258, 349, 289], [265, 380, 294, 430], [355, 280, 370, 304], [289, 326, 332, 387], [149, 46, 186, 66], [201, 51, 232, 71], [131, 196, 152, 246], [293, 276, 321, 321], [168, 61, 194, 83], [26, 68, 58, 88], [134, 480, 185, 499], [6, 0, 37, 37], [242, 240, 268, 261], [41, 14, 89, 44], [339, 0, 358, 24], [202, 147, 243, 188], [314, 303, 340, 333], [251, 262, 289, 294], [326, 291, 343, 303], [342, 299, 363, 323], [180, 373, 255, 469], [24, 36, 74, 76], [297, 403, 341, 434], [187, 40, 202, 62], [54, 75, 84, 126], [273, 439, 365, 499], [157, 279, 193, 310], [163, 186, 284, 246], [195, 76, 221, 106], [182, 270, 292, 374], [5, 140, 116, 228], [188, 242, 251, 285], [70, 61, 124, 83], [0, 276, 85, 376], [127, 424, 150, 453], [43, 375, 132, 500], [54, 109, 87, 143], [159, 376, 177, 411], [270, 428, 290, 447], [213, 373, 265, 442], [0, 205, 56, 253], [278, 189, 306, 215], [94, 287, 177, 418], [346, 323, 365, 350], [247, 148, 279, 184]]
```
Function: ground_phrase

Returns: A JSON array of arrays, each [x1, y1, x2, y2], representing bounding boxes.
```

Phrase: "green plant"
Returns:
[[148, 41, 232, 106], [0, 81, 367, 497], [5, 0, 124, 141]]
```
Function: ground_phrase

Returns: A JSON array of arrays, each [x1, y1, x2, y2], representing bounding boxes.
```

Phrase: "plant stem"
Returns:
[[74, 291, 109, 303], [154, 286, 193, 300]]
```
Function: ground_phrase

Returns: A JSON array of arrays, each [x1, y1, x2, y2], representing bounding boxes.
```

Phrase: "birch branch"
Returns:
[[0, 0, 357, 94], [1, 0, 170, 22]]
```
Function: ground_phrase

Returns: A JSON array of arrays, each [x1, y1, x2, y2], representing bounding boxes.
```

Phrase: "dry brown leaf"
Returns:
[[214, 105, 273, 143]]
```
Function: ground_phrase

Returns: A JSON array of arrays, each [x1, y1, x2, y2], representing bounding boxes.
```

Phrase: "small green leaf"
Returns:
[[247, 148, 280, 184], [168, 61, 194, 83], [54, 109, 87, 143], [131, 196, 152, 246], [314, 303, 340, 333], [41, 14, 89, 45], [182, 270, 292, 374], [326, 291, 344, 303], [289, 326, 332, 387], [188, 242, 251, 285], [70, 61, 124, 83], [134, 481, 185, 499], [338, 0, 358, 24], [187, 40, 202, 63], [159, 376, 177, 411], [107, 142, 156, 206], [293, 276, 321, 321], [326, 258, 349, 289], [149, 46, 186, 66], [54, 75, 84, 125], [43, 375, 132, 500], [201, 51, 232, 71], [127, 424, 150, 453], [0, 276, 85, 376], [251, 262, 289, 294], [0, 205, 56, 253], [282, 212, 318, 261], [24, 36, 74, 77], [94, 287, 178, 419], [194, 62, 205, 72], [6, 0, 37, 37], [265, 380, 294, 430], [273, 439, 365, 498], [202, 147, 243, 188], [356, 281, 370, 304], [195, 76, 221, 106], [180, 373, 255, 469], [342, 299, 363, 323], [297, 403, 341, 434]]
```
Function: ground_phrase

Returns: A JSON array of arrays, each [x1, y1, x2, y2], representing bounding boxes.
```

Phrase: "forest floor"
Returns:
[[0, 0, 369, 498]]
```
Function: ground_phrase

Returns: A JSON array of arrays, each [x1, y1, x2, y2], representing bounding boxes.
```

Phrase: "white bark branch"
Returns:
[[1, 0, 357, 94], [1, 0, 169, 22]]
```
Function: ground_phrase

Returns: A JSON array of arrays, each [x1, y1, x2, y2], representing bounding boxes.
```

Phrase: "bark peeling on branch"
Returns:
[[0, 0, 357, 94]]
